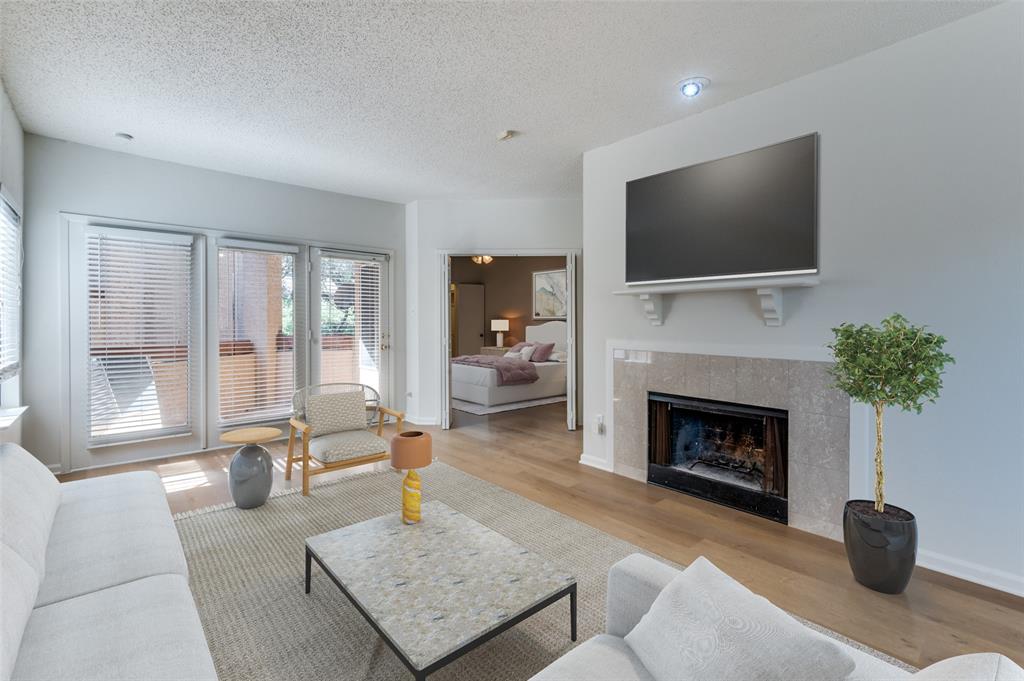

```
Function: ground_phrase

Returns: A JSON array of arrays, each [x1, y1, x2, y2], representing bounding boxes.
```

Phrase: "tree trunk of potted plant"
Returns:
[[829, 314, 953, 595]]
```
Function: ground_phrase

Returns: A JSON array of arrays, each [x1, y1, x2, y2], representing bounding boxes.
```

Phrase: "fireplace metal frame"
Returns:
[[647, 391, 789, 524]]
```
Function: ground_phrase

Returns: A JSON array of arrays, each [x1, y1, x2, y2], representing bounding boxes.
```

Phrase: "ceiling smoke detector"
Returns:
[[114, 131, 134, 141], [677, 77, 709, 98]]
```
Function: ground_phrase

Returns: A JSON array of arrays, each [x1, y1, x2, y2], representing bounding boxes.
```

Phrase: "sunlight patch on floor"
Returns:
[[156, 460, 212, 493]]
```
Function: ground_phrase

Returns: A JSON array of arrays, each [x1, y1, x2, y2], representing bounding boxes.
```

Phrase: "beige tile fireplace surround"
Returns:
[[613, 350, 851, 540]]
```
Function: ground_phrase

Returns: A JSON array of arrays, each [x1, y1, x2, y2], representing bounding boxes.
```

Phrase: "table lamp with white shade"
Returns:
[[491, 319, 509, 348]]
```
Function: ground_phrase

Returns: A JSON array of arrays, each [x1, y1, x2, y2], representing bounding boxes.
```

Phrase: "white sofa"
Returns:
[[1, 443, 217, 681], [531, 553, 1023, 681]]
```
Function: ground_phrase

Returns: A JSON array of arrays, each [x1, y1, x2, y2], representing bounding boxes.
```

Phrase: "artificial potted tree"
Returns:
[[828, 314, 954, 594]]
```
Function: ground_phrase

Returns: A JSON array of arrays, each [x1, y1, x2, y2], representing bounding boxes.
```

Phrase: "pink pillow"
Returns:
[[509, 341, 534, 352], [531, 342, 556, 362]]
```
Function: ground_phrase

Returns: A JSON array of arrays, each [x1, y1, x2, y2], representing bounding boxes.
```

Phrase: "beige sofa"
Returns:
[[1, 443, 217, 681]]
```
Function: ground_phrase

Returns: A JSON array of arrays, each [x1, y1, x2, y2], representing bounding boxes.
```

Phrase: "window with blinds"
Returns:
[[218, 246, 296, 424], [86, 229, 195, 445], [0, 197, 21, 381], [318, 254, 382, 393]]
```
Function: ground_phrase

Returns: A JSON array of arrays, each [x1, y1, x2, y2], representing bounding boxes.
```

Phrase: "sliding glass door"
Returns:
[[310, 249, 388, 400]]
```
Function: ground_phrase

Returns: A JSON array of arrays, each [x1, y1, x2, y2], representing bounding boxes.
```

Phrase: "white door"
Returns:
[[440, 253, 452, 429], [566, 251, 577, 431], [454, 283, 486, 356], [309, 249, 389, 401]]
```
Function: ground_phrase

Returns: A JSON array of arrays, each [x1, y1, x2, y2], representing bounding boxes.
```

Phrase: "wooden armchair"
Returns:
[[285, 383, 404, 495]]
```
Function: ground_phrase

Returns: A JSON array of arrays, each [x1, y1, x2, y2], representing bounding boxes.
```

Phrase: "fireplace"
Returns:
[[648, 392, 788, 523]]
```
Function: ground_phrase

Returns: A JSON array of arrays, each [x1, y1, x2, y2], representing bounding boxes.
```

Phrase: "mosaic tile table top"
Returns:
[[305, 500, 576, 672]]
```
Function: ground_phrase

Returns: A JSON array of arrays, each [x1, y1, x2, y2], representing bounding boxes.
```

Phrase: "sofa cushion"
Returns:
[[0, 444, 60, 578], [529, 635, 655, 681], [624, 556, 856, 681], [912, 653, 1024, 680], [1, 544, 38, 681], [35, 471, 188, 607], [12, 574, 217, 681], [309, 429, 388, 463], [306, 390, 367, 437]]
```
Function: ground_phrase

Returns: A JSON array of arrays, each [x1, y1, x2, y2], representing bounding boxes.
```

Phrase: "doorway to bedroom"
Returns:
[[441, 252, 578, 431]]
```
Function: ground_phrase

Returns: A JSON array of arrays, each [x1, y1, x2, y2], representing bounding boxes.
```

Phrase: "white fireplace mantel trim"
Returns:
[[613, 275, 819, 327], [587, 338, 872, 514]]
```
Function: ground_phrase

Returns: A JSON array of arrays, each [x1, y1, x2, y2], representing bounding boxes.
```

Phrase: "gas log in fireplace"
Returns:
[[648, 392, 788, 523]]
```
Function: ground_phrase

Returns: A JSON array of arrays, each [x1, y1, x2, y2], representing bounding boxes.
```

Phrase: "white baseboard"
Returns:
[[579, 452, 613, 472], [405, 415, 438, 426], [918, 549, 1024, 597]]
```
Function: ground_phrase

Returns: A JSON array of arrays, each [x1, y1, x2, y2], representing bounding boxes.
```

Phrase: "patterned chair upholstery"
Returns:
[[285, 383, 404, 495]]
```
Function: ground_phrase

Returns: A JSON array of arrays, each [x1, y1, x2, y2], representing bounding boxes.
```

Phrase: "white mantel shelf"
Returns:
[[613, 275, 820, 327]]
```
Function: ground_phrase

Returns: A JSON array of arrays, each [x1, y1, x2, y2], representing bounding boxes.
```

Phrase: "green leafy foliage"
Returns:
[[828, 313, 955, 413]]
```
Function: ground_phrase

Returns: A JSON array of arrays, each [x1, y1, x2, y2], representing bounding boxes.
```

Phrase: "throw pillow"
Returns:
[[912, 654, 1024, 680], [531, 342, 556, 362], [624, 556, 856, 681], [306, 390, 367, 437], [509, 341, 534, 352], [549, 350, 568, 362], [503, 350, 522, 359], [518, 344, 537, 361]]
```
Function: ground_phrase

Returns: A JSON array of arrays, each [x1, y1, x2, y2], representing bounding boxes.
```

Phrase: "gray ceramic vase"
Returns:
[[229, 444, 273, 509]]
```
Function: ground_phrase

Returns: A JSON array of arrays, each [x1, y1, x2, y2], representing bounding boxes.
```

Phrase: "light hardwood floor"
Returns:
[[60, 403, 1024, 669]]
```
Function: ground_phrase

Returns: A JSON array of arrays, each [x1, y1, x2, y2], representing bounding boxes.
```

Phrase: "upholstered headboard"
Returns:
[[525, 320, 568, 352]]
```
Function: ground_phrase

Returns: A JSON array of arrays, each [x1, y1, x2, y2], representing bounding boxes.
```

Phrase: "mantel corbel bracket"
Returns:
[[756, 287, 784, 327], [638, 293, 664, 326]]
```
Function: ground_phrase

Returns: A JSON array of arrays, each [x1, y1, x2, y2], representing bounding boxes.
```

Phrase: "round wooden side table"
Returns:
[[221, 427, 282, 509]]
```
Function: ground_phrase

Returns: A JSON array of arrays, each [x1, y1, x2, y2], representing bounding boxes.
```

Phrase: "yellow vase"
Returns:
[[402, 469, 422, 524]]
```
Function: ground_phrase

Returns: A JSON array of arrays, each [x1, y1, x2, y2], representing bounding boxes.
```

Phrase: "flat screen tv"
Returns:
[[625, 133, 818, 285]]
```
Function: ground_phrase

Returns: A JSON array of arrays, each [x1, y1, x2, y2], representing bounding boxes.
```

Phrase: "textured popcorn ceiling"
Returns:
[[0, 1, 991, 202]]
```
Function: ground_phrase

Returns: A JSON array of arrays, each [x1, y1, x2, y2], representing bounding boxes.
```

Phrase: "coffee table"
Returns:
[[304, 501, 577, 680]]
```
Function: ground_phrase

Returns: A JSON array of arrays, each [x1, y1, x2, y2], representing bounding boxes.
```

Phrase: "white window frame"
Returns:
[[66, 219, 206, 468], [0, 186, 23, 419]]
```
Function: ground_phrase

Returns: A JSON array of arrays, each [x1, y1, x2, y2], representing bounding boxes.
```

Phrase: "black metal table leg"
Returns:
[[305, 547, 312, 594], [569, 583, 577, 642]]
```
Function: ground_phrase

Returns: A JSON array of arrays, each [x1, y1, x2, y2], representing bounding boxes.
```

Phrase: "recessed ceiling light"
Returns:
[[114, 132, 134, 141], [677, 77, 709, 98]]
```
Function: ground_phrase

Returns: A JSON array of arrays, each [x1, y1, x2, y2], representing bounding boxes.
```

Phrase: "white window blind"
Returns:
[[218, 246, 296, 425], [86, 229, 195, 445], [0, 197, 22, 380], [318, 253, 382, 393]]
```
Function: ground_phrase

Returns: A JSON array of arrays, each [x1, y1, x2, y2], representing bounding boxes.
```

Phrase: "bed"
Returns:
[[451, 320, 568, 408]]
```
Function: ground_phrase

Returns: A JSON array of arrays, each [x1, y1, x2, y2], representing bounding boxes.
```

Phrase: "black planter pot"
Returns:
[[843, 500, 917, 594]]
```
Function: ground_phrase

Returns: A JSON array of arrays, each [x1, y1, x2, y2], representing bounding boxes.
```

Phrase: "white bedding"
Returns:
[[451, 360, 567, 406]]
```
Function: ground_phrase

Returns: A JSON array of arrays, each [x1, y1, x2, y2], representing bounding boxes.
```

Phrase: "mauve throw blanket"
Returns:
[[451, 355, 539, 386]]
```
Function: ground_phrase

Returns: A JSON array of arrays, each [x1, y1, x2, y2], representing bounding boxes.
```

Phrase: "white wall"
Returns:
[[582, 3, 1023, 594], [23, 135, 406, 469], [404, 198, 582, 423]]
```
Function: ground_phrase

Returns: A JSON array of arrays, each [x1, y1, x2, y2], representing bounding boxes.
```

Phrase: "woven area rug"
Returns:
[[175, 461, 915, 681]]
